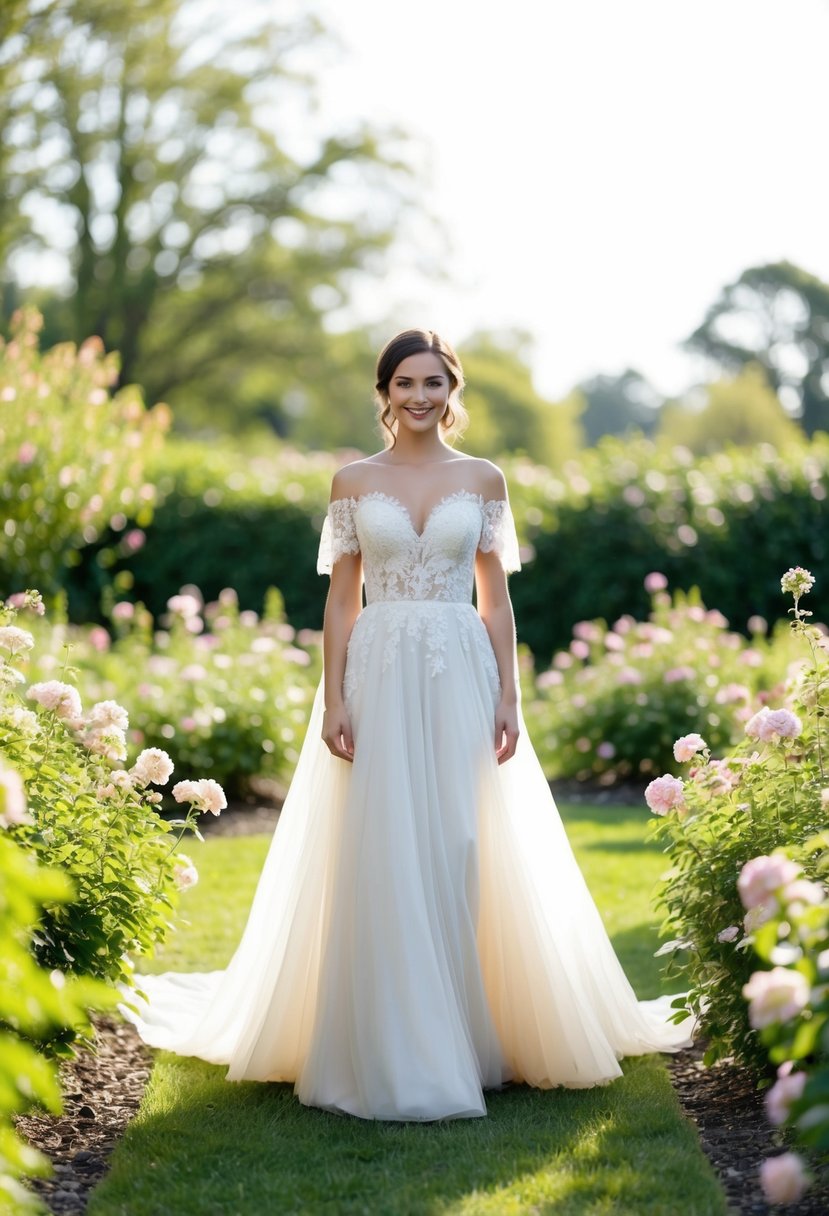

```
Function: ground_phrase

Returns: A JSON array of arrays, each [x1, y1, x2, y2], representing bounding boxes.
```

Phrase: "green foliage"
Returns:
[[646, 572, 828, 1080], [460, 330, 585, 467], [507, 433, 829, 662], [26, 586, 320, 800], [658, 365, 803, 454], [1, 0, 411, 433], [684, 260, 829, 436], [0, 831, 112, 1215], [0, 307, 169, 599], [576, 369, 662, 444], [522, 583, 795, 782], [746, 836, 829, 1161], [0, 593, 209, 1012]]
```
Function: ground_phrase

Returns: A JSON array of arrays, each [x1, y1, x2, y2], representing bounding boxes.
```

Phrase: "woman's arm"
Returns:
[[475, 466, 520, 764], [321, 476, 364, 761]]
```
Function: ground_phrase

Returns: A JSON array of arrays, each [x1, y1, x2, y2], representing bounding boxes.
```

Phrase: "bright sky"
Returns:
[[312, 0, 829, 400]]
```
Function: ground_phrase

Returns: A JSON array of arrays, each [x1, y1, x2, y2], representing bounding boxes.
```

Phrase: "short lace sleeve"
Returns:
[[479, 499, 521, 573], [317, 498, 360, 575]]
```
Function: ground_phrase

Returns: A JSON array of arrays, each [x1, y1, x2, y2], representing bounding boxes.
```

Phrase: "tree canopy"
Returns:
[[1, 0, 410, 432], [684, 261, 829, 436]]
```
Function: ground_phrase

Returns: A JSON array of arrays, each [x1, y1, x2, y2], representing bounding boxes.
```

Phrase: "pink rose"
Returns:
[[673, 733, 706, 762], [738, 854, 801, 910], [131, 748, 174, 787], [173, 853, 199, 890], [760, 1153, 808, 1205], [742, 967, 810, 1028], [765, 1066, 807, 1126], [745, 706, 802, 742], [0, 764, 31, 829], [27, 680, 82, 719], [664, 666, 695, 684], [644, 774, 685, 816]]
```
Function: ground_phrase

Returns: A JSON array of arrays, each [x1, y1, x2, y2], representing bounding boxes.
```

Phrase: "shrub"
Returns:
[[0, 823, 112, 1214], [646, 568, 828, 1082], [739, 837, 829, 1205], [25, 586, 320, 800], [0, 307, 169, 601], [522, 577, 797, 782], [507, 435, 829, 661], [0, 591, 222, 1016], [64, 438, 335, 628]]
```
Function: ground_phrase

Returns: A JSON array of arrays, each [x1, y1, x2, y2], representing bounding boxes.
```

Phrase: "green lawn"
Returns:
[[87, 804, 727, 1216]]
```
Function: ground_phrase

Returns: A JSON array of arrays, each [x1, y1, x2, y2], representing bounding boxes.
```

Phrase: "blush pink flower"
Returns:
[[0, 625, 34, 653], [644, 571, 668, 593], [745, 706, 802, 742], [738, 854, 801, 909], [0, 764, 31, 829], [87, 625, 111, 652], [27, 680, 82, 719], [173, 853, 199, 890], [717, 925, 740, 944], [760, 1153, 808, 1205], [664, 666, 695, 684], [111, 601, 135, 622], [88, 700, 129, 732], [172, 778, 226, 816], [644, 774, 685, 816], [131, 747, 174, 787], [765, 1064, 807, 1126], [673, 733, 707, 762], [742, 967, 810, 1028]]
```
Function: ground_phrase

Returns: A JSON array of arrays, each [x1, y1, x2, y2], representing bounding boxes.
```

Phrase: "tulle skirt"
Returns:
[[120, 600, 695, 1121]]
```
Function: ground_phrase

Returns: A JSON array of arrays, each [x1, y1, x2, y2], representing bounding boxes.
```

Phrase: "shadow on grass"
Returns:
[[88, 1052, 724, 1216]]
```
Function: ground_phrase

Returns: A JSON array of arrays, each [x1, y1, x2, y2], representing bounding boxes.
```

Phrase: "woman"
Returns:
[[122, 329, 695, 1121]]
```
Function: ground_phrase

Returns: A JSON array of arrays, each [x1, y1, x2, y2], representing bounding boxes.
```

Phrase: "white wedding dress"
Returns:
[[120, 489, 696, 1121]]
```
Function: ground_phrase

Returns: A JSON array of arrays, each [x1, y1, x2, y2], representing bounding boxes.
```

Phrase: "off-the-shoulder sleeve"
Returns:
[[479, 499, 521, 573], [317, 497, 360, 575]]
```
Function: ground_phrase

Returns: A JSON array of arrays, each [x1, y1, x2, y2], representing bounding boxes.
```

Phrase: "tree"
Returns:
[[657, 364, 804, 454], [1, 0, 410, 432], [576, 369, 663, 444], [685, 262, 829, 436], [458, 330, 585, 467]]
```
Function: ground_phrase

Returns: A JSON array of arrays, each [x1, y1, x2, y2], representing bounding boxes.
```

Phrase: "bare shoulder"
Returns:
[[329, 456, 381, 501], [462, 456, 508, 501]]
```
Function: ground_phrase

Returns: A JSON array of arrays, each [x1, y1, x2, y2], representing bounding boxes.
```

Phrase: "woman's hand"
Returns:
[[494, 699, 520, 764], [322, 703, 355, 762]]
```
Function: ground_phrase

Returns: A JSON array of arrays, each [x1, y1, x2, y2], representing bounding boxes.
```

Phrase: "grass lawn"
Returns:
[[87, 804, 726, 1216]]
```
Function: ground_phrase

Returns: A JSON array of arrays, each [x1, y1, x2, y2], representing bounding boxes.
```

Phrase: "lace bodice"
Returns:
[[317, 490, 521, 603]]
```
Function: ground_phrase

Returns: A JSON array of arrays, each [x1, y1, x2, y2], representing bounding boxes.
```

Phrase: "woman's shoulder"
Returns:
[[460, 456, 508, 501], [329, 457, 378, 501]]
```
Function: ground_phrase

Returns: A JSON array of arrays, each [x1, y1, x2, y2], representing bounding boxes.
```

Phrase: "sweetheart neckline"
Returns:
[[350, 489, 488, 540]]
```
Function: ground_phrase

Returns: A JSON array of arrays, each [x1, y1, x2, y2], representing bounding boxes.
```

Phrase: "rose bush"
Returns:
[[522, 579, 799, 781], [0, 307, 169, 601], [645, 567, 828, 1201], [0, 830, 115, 1215], [23, 585, 319, 799], [0, 591, 224, 1025]]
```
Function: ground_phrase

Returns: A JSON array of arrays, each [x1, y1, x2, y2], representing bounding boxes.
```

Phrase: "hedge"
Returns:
[[58, 435, 829, 660]]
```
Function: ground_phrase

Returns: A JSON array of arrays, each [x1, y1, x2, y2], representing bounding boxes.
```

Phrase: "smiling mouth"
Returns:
[[405, 406, 433, 417]]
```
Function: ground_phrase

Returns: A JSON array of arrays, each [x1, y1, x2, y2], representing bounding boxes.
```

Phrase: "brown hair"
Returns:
[[374, 328, 469, 447]]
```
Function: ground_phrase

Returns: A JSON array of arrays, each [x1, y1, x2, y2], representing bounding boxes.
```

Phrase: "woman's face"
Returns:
[[386, 351, 451, 434]]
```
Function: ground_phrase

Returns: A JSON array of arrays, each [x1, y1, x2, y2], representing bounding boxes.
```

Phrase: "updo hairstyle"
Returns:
[[374, 329, 469, 447]]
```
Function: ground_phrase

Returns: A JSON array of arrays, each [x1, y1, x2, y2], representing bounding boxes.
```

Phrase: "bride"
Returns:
[[121, 328, 696, 1121]]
